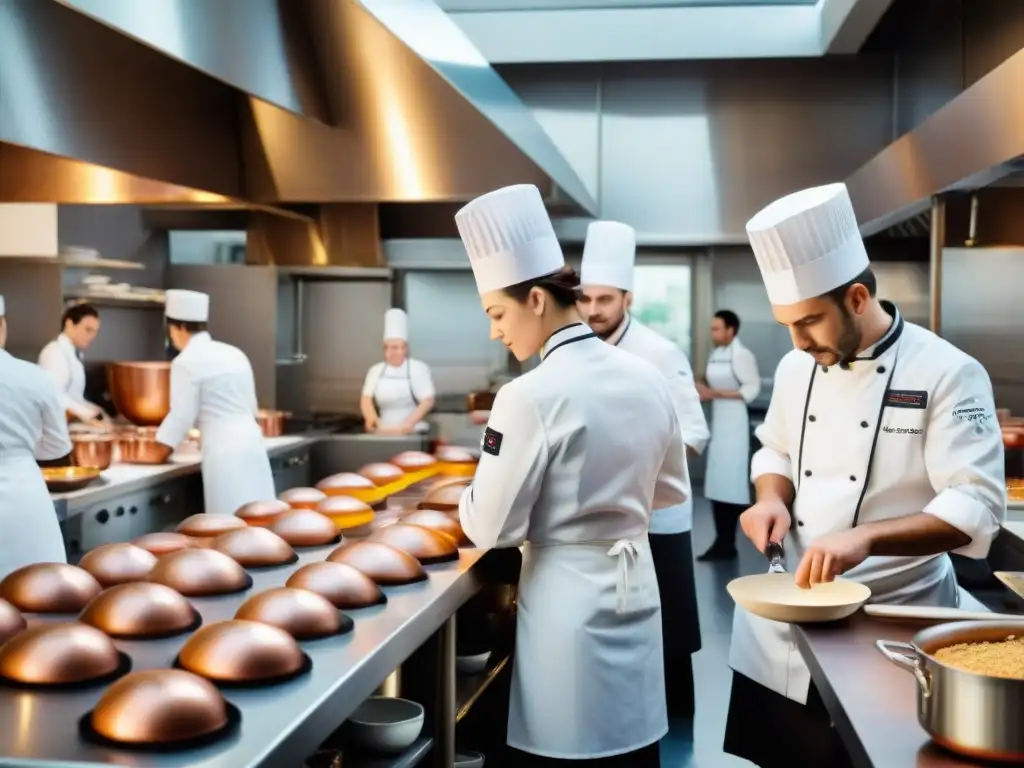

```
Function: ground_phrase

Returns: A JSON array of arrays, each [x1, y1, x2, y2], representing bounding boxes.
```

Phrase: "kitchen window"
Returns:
[[632, 261, 694, 358]]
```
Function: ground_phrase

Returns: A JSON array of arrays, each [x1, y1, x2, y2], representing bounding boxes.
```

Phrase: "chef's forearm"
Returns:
[[860, 513, 972, 557], [713, 389, 743, 400], [755, 474, 795, 508], [359, 396, 378, 422], [407, 397, 435, 424]]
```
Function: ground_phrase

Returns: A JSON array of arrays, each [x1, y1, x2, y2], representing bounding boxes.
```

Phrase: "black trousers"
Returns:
[[508, 742, 661, 767], [710, 501, 745, 549], [723, 672, 854, 768]]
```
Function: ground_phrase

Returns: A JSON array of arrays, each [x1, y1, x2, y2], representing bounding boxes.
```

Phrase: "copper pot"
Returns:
[[280, 487, 327, 510], [370, 523, 458, 564], [390, 451, 437, 472], [235, 587, 346, 640], [358, 462, 405, 487], [132, 532, 192, 557], [286, 561, 385, 609], [0, 598, 27, 644], [107, 362, 171, 427], [0, 623, 121, 685], [178, 619, 306, 685], [235, 499, 291, 527], [177, 513, 247, 539], [149, 549, 251, 597], [316, 472, 375, 496], [79, 543, 158, 587], [117, 427, 173, 465], [211, 527, 296, 568], [0, 563, 103, 614], [71, 434, 114, 471], [90, 669, 229, 745], [256, 409, 291, 438], [402, 509, 470, 546], [268, 510, 340, 548], [80, 582, 197, 639], [327, 540, 427, 586]]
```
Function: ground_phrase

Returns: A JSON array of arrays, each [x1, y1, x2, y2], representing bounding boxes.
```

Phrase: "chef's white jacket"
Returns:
[[38, 333, 101, 422]]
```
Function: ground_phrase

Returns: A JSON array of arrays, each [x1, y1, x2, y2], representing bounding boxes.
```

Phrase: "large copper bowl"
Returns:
[[370, 523, 459, 564], [107, 362, 171, 427], [117, 427, 173, 465], [268, 509, 340, 548], [79, 543, 158, 587], [327, 540, 427, 586], [0, 563, 103, 614], [0, 623, 122, 686], [235, 588, 348, 640], [0, 599, 27, 644], [80, 582, 198, 639], [149, 549, 251, 597], [286, 561, 385, 609], [178, 620, 307, 685], [211, 527, 296, 568], [71, 434, 115, 470]]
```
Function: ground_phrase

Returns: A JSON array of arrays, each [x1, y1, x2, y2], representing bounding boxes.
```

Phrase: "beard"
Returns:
[[804, 307, 862, 367], [592, 311, 626, 341]]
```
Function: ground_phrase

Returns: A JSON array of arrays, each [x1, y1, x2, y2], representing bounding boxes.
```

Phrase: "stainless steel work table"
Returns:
[[0, 542, 486, 767]]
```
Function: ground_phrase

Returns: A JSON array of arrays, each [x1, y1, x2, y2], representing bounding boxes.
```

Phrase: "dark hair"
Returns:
[[167, 319, 208, 334], [502, 266, 581, 309], [825, 267, 877, 305], [714, 309, 740, 333], [62, 302, 99, 330]]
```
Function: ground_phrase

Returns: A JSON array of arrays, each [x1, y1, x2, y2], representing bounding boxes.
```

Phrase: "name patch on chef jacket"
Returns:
[[885, 389, 929, 409], [482, 427, 503, 457]]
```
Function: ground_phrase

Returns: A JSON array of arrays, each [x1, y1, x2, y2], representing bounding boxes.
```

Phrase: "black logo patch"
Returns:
[[482, 427, 503, 457], [885, 390, 928, 409]]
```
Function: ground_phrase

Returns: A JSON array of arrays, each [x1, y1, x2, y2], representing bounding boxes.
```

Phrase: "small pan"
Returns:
[[41, 466, 102, 493]]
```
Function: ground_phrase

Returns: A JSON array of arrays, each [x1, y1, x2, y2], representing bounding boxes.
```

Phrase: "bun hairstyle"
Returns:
[[502, 266, 582, 309]]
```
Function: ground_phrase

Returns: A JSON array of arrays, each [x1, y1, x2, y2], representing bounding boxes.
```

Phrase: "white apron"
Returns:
[[704, 345, 751, 505], [372, 362, 429, 434], [200, 419, 276, 516], [0, 455, 68, 579]]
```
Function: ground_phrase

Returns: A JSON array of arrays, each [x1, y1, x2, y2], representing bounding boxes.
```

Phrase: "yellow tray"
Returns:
[[330, 465, 443, 505], [322, 509, 376, 531], [437, 461, 477, 478]]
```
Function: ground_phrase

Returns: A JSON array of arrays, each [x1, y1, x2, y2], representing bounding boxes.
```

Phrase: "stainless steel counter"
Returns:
[[0, 543, 486, 767]]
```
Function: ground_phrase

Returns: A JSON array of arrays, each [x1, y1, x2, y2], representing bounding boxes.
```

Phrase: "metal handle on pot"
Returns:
[[876, 639, 932, 697]]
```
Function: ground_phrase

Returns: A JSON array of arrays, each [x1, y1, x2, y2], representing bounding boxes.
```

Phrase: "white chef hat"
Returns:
[[0, 294, 5, 317], [581, 220, 636, 292], [383, 308, 408, 341], [454, 184, 564, 295], [745, 183, 869, 306], [165, 289, 210, 322]]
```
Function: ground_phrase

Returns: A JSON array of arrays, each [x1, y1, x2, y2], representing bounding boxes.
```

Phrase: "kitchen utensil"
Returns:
[[268, 510, 340, 548], [358, 463, 405, 487], [726, 572, 871, 623], [317, 495, 376, 530], [116, 427, 173, 464], [78, 543, 158, 587], [456, 650, 492, 675], [390, 451, 437, 472], [370, 523, 459, 565], [0, 623, 124, 687], [765, 541, 786, 573], [401, 509, 470, 546], [996, 572, 1024, 600], [327, 541, 427, 586], [41, 466, 101, 492], [345, 696, 425, 755], [70, 433, 114, 470], [177, 620, 309, 686], [79, 582, 199, 639], [234, 499, 291, 527], [455, 750, 486, 768], [417, 481, 467, 512], [280, 486, 328, 510], [256, 409, 291, 438], [877, 620, 1024, 762], [107, 362, 171, 427], [177, 513, 247, 539], [234, 587, 351, 640], [864, 604, 1022, 623], [149, 549, 252, 597], [0, 599, 26, 644], [131, 532, 192, 557], [286, 561, 386, 609], [316, 472, 377, 498], [212, 527, 297, 568], [0, 563, 102, 613]]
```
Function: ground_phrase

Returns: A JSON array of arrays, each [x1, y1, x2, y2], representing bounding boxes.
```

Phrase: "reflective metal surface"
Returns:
[[328, 540, 427, 586], [79, 582, 197, 639], [178, 513, 247, 539], [0, 623, 120, 685], [107, 362, 171, 427], [268, 510, 341, 548], [234, 587, 344, 640], [358, 462, 405, 487], [115, 426, 175, 465], [78, 543, 158, 587], [40, 466, 101, 493], [69, 433, 114, 471], [212, 527, 296, 569], [286, 561, 385, 609], [0, 563, 102, 614], [0, 599, 26, 645], [149, 549, 251, 598], [178, 619, 305, 684], [370, 523, 459, 564]]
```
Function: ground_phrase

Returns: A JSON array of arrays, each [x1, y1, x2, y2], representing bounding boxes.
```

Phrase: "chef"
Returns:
[[38, 302, 109, 428], [0, 295, 74, 578], [578, 219, 709, 718], [724, 182, 1006, 768], [696, 309, 761, 561], [155, 290, 276, 516], [360, 308, 436, 435]]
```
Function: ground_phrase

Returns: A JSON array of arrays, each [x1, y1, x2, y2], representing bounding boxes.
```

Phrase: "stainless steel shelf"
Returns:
[[456, 654, 510, 724], [345, 736, 433, 768], [64, 293, 165, 310]]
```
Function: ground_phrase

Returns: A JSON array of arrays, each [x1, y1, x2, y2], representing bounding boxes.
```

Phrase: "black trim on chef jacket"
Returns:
[[541, 323, 598, 361], [611, 315, 633, 347], [795, 305, 905, 528]]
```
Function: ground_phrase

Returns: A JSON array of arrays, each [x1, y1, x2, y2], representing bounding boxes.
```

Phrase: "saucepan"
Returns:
[[116, 427, 173, 465], [70, 434, 115, 471], [256, 409, 291, 438], [877, 620, 1024, 762]]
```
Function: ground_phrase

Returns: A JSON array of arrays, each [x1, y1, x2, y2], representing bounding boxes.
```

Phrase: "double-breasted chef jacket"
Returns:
[[156, 332, 275, 516], [704, 337, 761, 506], [361, 358, 435, 433], [730, 301, 1007, 704], [459, 322, 690, 759], [38, 333, 101, 422], [0, 349, 73, 579]]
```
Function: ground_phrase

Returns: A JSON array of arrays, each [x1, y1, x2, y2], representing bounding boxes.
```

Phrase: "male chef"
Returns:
[[578, 219, 710, 718], [724, 182, 1007, 768]]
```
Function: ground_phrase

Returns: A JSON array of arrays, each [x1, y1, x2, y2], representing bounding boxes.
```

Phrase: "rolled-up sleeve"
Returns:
[[660, 348, 710, 454], [155, 360, 200, 449], [734, 345, 762, 404], [750, 358, 795, 482], [361, 363, 383, 398], [922, 359, 1006, 559], [410, 360, 436, 400], [459, 383, 547, 550], [38, 343, 97, 422], [35, 376, 72, 461]]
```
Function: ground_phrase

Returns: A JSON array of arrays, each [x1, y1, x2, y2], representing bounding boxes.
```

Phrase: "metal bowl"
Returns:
[[107, 362, 171, 427], [286, 561, 385, 609], [279, 487, 327, 510], [71, 434, 115, 471], [268, 510, 340, 548], [79, 543, 158, 587], [0, 623, 121, 685], [358, 463, 405, 487], [40, 466, 101, 493], [79, 582, 197, 639], [0, 599, 27, 644], [0, 563, 103, 614], [327, 541, 427, 586], [116, 427, 173, 465], [234, 587, 346, 640], [256, 409, 291, 438], [417, 481, 467, 512], [315, 472, 376, 497], [211, 527, 296, 568], [234, 499, 292, 527], [132, 532, 192, 557], [390, 451, 437, 472], [178, 620, 306, 685], [370, 523, 459, 564], [401, 509, 470, 546], [149, 549, 251, 597], [177, 513, 247, 539]]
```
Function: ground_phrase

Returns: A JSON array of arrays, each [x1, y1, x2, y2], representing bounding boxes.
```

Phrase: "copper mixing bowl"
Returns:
[[327, 540, 427, 586], [0, 623, 121, 686], [178, 620, 307, 685], [40, 466, 101, 493], [90, 669, 230, 746], [315, 472, 375, 496], [132, 532, 192, 557], [235, 587, 346, 640], [279, 487, 328, 510], [401, 509, 470, 546], [116, 427, 174, 465], [107, 362, 171, 427], [0, 598, 27, 644], [0, 563, 103, 614], [234, 499, 291, 527], [370, 523, 459, 564], [256, 409, 291, 438], [79, 543, 158, 587], [417, 481, 467, 512], [286, 561, 385, 609], [80, 582, 198, 639], [212, 527, 296, 568], [390, 451, 437, 472], [149, 549, 251, 597], [177, 513, 247, 539], [268, 510, 340, 548], [71, 434, 115, 471], [358, 462, 405, 487]]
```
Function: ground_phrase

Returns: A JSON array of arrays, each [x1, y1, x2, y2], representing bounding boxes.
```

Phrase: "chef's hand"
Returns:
[[696, 382, 714, 402], [398, 418, 418, 435], [739, 498, 791, 553], [364, 415, 378, 432], [794, 528, 871, 589]]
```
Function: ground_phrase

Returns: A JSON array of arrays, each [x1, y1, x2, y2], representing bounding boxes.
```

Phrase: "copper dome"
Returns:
[[286, 561, 386, 609], [0, 563, 103, 614], [316, 472, 375, 496], [211, 527, 296, 568], [327, 540, 427, 586], [79, 582, 198, 639], [401, 509, 470, 546], [279, 486, 328, 510], [417, 481, 467, 512], [178, 620, 307, 685], [235, 587, 348, 640], [79, 543, 158, 588], [0, 623, 122, 686], [234, 499, 291, 527], [177, 513, 247, 539], [149, 549, 251, 597], [357, 462, 405, 487], [0, 599, 26, 644], [131, 532, 192, 557], [268, 509, 340, 548], [390, 451, 438, 471], [370, 523, 459, 565]]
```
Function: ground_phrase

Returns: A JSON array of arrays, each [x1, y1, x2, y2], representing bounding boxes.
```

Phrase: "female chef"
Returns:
[[696, 309, 761, 561], [155, 290, 276, 515], [454, 185, 689, 768], [0, 295, 74, 578], [360, 308, 436, 435], [38, 302, 109, 429]]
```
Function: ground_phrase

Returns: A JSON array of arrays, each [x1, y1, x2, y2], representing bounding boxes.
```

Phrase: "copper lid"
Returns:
[[178, 620, 305, 684], [79, 543, 158, 588], [177, 513, 247, 538], [315, 472, 375, 495], [370, 523, 458, 564], [286, 561, 385, 609], [0, 623, 120, 685], [279, 486, 328, 510], [234, 499, 291, 526], [211, 527, 296, 568], [149, 549, 251, 597], [235, 587, 343, 640], [268, 510, 340, 548], [390, 451, 438, 471], [357, 462, 405, 487], [434, 446, 478, 463], [132, 532, 192, 557], [91, 669, 229, 745], [80, 582, 197, 639], [401, 509, 470, 546], [327, 540, 427, 585], [317, 495, 374, 516], [417, 481, 467, 512], [0, 563, 103, 614], [0, 599, 26, 644]]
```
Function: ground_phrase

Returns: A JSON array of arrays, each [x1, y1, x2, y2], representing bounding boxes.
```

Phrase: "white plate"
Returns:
[[727, 572, 871, 623]]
